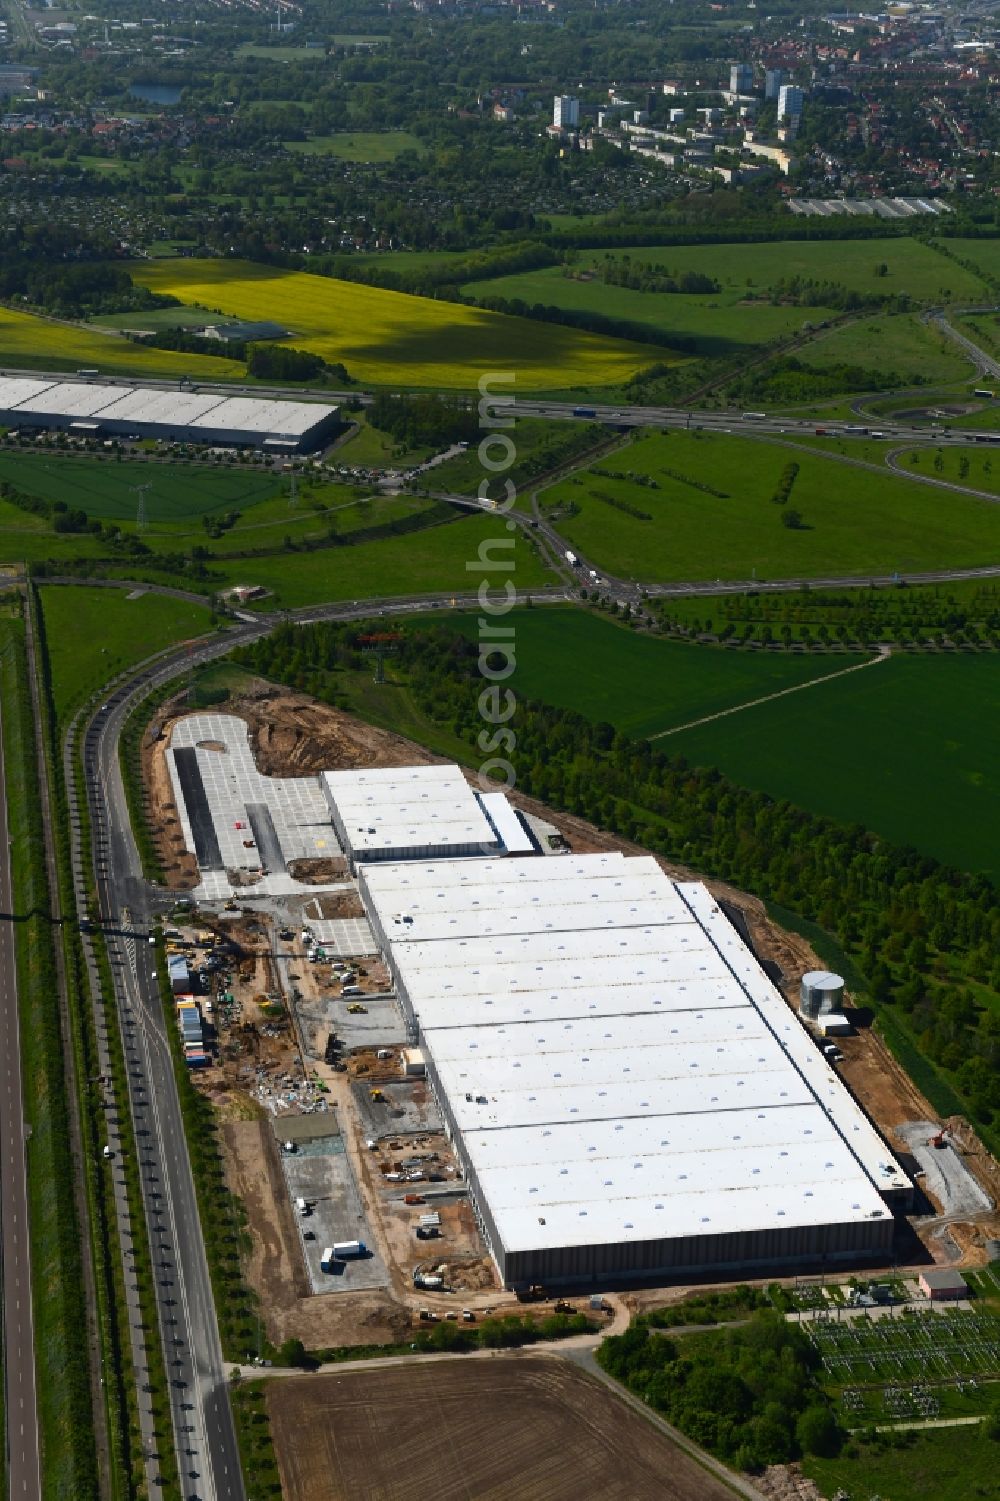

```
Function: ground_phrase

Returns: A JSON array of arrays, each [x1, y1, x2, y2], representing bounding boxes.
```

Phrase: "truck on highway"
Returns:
[[564, 550, 579, 567], [572, 406, 596, 418], [741, 411, 766, 421]]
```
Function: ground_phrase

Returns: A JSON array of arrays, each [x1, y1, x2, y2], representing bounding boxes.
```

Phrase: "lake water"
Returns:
[[129, 83, 182, 106]]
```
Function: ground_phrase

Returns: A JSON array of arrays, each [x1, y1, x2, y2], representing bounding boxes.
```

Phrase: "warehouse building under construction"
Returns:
[[0, 376, 340, 451], [355, 838, 912, 1288]]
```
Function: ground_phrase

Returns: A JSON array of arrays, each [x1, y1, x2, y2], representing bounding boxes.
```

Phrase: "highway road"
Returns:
[[0, 695, 42, 1500], [927, 309, 1000, 382], [3, 361, 1000, 447], [83, 632, 265, 1501]]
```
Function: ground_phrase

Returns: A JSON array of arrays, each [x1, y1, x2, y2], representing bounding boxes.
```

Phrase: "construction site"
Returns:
[[145, 682, 1000, 1349]]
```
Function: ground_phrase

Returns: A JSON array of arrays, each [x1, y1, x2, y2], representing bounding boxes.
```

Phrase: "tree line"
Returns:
[[230, 620, 1000, 1142], [598, 1312, 841, 1472]]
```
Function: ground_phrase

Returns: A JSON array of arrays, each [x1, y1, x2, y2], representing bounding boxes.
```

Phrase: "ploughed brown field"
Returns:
[[267, 1354, 737, 1501]]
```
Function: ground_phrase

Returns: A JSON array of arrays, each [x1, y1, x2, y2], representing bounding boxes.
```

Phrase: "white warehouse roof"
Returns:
[[13, 380, 121, 416], [0, 377, 337, 447], [359, 847, 908, 1262], [323, 765, 498, 856], [477, 792, 535, 855], [190, 396, 332, 438]]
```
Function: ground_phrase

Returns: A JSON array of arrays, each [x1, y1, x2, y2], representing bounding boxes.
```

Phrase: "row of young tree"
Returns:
[[231, 620, 1000, 1139]]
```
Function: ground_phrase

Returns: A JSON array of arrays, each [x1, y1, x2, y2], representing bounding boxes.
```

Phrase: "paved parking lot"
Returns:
[[166, 713, 339, 897], [280, 1135, 389, 1294], [308, 918, 376, 956]]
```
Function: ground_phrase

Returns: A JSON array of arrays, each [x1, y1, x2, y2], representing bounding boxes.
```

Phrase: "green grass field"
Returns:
[[656, 577, 1000, 642], [285, 132, 420, 160], [460, 264, 825, 357], [941, 237, 1000, 285], [0, 453, 281, 522], [455, 240, 988, 359], [538, 429, 999, 582], [334, 413, 434, 466], [40, 586, 213, 721], [437, 606, 865, 737], [357, 249, 477, 275], [224, 514, 550, 607], [889, 443, 1000, 494], [0, 488, 367, 566], [804, 1424, 998, 1501], [0, 305, 246, 380], [568, 238, 988, 302], [670, 652, 1000, 878], [129, 259, 667, 391], [88, 305, 215, 333], [795, 313, 972, 384], [437, 606, 999, 876], [87, 511, 552, 609]]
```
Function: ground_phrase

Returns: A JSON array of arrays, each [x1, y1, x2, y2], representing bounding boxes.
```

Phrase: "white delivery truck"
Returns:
[[332, 1240, 366, 1258]]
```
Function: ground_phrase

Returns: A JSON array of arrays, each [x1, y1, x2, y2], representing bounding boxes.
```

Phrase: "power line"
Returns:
[[131, 482, 152, 533]]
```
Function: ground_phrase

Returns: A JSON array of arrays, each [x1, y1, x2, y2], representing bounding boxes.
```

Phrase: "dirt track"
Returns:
[[267, 1355, 739, 1501]]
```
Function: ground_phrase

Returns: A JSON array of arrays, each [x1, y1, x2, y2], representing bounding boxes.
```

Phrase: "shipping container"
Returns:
[[332, 1240, 366, 1258]]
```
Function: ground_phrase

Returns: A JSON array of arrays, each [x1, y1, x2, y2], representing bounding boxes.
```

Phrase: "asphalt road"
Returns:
[[928, 310, 1000, 382], [83, 633, 264, 1501], [0, 696, 42, 1500], [3, 362, 1000, 446]]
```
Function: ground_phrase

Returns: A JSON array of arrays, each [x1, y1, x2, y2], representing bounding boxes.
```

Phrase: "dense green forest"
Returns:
[[597, 1312, 841, 1471]]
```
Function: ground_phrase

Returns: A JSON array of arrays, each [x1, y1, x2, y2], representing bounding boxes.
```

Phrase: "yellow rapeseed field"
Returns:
[[130, 259, 669, 390], [0, 305, 245, 379]]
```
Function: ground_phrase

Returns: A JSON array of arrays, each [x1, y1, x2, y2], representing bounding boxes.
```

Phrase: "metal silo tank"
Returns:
[[800, 969, 844, 1018]]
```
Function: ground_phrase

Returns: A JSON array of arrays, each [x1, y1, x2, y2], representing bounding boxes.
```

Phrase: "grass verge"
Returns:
[[0, 604, 99, 1496]]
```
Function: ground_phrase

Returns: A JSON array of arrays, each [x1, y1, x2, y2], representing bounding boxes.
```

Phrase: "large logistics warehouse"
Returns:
[[322, 765, 534, 869], [0, 376, 340, 451], [358, 847, 911, 1288]]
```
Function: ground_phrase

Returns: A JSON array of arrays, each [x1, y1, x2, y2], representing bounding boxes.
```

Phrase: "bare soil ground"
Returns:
[[241, 688, 440, 777], [836, 1028, 935, 1134], [755, 1465, 823, 1501], [266, 1356, 739, 1501], [286, 856, 349, 884], [221, 1117, 412, 1348], [145, 692, 200, 888], [303, 889, 365, 920]]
